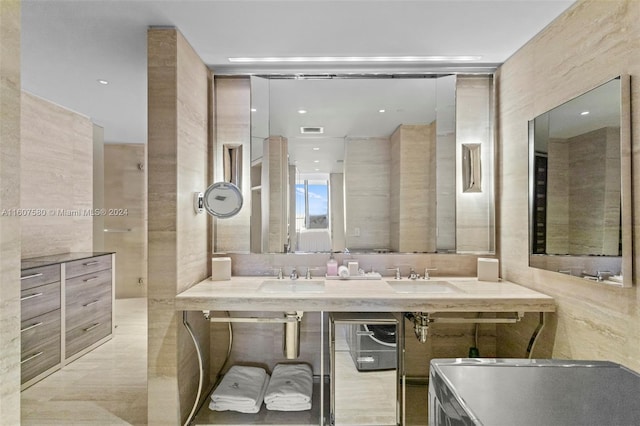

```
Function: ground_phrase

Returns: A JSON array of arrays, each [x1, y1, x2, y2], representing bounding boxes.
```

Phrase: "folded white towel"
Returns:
[[266, 401, 312, 412], [264, 363, 313, 411], [209, 365, 270, 413]]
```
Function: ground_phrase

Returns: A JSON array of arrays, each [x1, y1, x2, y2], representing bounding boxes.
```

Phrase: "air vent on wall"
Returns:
[[300, 127, 324, 134]]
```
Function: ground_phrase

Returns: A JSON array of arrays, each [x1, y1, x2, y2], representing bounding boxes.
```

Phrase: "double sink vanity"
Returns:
[[176, 274, 555, 425], [176, 275, 555, 313]]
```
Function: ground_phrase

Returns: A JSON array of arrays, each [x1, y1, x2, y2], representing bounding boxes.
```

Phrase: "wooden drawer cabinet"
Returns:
[[21, 309, 61, 384], [21, 335, 61, 384], [66, 311, 112, 358], [21, 264, 60, 291], [20, 252, 114, 389], [65, 268, 112, 304], [21, 281, 61, 322], [65, 254, 111, 279], [66, 289, 111, 335]]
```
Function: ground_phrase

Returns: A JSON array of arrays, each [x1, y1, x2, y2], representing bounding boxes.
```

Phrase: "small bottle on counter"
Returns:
[[326, 253, 338, 276]]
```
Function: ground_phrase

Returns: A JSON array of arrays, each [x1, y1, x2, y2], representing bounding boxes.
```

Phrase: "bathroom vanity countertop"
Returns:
[[175, 276, 555, 313], [21, 251, 115, 270]]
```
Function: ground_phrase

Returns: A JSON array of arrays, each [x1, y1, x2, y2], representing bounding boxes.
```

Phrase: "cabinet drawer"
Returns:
[[21, 281, 61, 322], [65, 268, 112, 307], [66, 311, 112, 358], [21, 334, 61, 384], [21, 309, 61, 355], [66, 292, 111, 334], [65, 255, 112, 279], [21, 264, 60, 291]]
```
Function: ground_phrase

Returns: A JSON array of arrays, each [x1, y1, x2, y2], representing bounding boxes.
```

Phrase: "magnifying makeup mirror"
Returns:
[[203, 182, 243, 218]]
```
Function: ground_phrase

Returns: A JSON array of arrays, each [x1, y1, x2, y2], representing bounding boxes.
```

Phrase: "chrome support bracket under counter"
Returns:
[[202, 310, 304, 323]]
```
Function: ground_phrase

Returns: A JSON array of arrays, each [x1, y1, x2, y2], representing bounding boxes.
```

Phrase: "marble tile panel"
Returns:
[[0, 1, 22, 423], [497, 0, 640, 373]]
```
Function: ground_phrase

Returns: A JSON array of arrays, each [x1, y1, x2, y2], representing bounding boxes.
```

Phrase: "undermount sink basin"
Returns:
[[258, 280, 325, 293], [385, 280, 460, 294]]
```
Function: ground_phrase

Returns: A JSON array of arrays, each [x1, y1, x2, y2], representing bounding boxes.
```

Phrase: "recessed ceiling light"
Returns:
[[251, 108, 257, 112], [379, 109, 386, 113], [298, 109, 307, 114], [314, 168, 320, 171], [228, 55, 482, 63], [313, 147, 320, 151], [313, 160, 320, 163], [580, 111, 590, 115], [97, 79, 109, 85]]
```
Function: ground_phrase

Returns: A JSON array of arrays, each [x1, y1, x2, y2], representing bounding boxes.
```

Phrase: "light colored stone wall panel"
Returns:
[[20, 92, 93, 258], [0, 0, 22, 421], [104, 143, 147, 298], [497, 0, 640, 372], [214, 77, 251, 253]]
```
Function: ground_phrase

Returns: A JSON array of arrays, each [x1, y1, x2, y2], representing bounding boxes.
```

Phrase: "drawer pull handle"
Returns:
[[356, 331, 374, 336], [21, 352, 44, 364], [83, 261, 100, 266], [83, 322, 101, 332], [356, 356, 375, 363], [21, 322, 44, 333], [21, 273, 44, 280], [83, 276, 99, 282], [20, 292, 43, 301], [83, 300, 100, 307]]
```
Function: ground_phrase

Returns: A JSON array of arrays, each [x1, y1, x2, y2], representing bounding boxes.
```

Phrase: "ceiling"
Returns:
[[21, 0, 576, 144], [263, 76, 455, 173]]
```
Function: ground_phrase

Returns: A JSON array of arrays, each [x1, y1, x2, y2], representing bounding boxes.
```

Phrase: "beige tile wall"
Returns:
[[344, 137, 391, 250], [262, 136, 289, 253], [0, 0, 22, 422], [213, 77, 252, 253], [547, 128, 621, 256], [390, 124, 437, 253], [93, 125, 105, 252], [496, 0, 640, 371], [147, 28, 211, 425], [20, 92, 94, 258], [104, 143, 147, 298], [456, 75, 495, 253]]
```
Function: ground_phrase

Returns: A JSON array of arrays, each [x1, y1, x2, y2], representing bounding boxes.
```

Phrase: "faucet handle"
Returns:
[[305, 267, 320, 279], [289, 267, 299, 280], [387, 267, 401, 280], [409, 268, 419, 280], [271, 267, 284, 279], [424, 268, 437, 280]]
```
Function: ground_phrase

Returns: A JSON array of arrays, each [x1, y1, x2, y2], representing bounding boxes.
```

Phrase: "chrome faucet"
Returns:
[[272, 267, 284, 279], [424, 268, 437, 280], [387, 267, 401, 280], [289, 268, 299, 280], [596, 270, 612, 281], [305, 267, 319, 279], [408, 268, 419, 280]]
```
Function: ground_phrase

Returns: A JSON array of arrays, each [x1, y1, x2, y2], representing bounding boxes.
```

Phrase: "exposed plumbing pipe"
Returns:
[[183, 311, 204, 426]]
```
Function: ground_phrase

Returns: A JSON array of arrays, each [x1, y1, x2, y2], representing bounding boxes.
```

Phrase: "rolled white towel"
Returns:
[[338, 265, 350, 279], [264, 363, 313, 411], [209, 365, 269, 413]]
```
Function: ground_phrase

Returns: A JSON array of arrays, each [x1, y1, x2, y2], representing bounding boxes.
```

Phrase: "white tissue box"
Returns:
[[211, 257, 231, 281], [477, 258, 499, 281], [347, 261, 359, 276]]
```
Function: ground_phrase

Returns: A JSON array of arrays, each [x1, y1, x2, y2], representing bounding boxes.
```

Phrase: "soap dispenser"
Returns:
[[326, 253, 338, 277]]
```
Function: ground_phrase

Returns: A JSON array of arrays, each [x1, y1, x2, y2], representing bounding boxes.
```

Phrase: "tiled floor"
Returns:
[[21, 298, 147, 426]]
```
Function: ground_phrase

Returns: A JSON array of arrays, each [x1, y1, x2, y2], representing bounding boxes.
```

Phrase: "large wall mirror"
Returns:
[[243, 74, 495, 255], [528, 75, 632, 287]]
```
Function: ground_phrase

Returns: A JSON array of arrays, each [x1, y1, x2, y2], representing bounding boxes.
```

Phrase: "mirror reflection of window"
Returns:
[[295, 175, 332, 252]]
